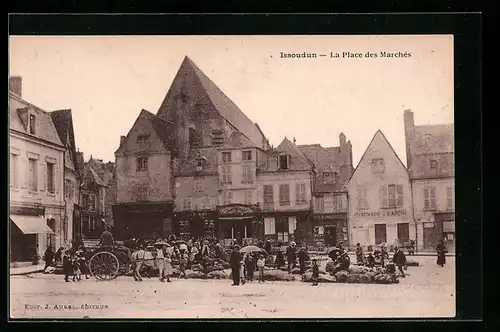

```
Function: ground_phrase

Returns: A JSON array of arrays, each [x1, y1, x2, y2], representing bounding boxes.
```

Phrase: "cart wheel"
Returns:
[[89, 251, 119, 281]]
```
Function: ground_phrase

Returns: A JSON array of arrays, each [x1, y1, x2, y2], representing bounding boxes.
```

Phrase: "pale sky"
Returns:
[[9, 35, 454, 166]]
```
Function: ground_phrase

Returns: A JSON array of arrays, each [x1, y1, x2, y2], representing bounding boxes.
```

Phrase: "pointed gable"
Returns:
[[348, 130, 408, 186], [156, 56, 267, 149], [50, 109, 80, 175], [115, 109, 178, 157], [259, 137, 313, 172]]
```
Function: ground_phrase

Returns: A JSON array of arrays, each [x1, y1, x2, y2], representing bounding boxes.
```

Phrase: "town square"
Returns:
[[9, 35, 454, 319]]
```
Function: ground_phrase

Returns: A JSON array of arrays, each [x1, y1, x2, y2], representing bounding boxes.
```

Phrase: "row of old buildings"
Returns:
[[111, 56, 455, 252], [9, 77, 116, 264]]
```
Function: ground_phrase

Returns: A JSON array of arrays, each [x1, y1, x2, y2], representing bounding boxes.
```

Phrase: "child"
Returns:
[[62, 251, 73, 282], [76, 250, 90, 280], [257, 254, 266, 283], [179, 251, 187, 278], [164, 252, 172, 282], [245, 254, 254, 282], [72, 256, 81, 282], [366, 252, 375, 268], [311, 259, 319, 286]]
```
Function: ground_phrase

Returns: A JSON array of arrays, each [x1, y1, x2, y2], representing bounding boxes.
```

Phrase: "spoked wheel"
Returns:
[[89, 251, 119, 281]]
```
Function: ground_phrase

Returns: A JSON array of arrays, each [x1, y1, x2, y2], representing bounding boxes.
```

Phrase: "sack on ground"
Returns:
[[206, 270, 228, 279], [184, 269, 205, 279]]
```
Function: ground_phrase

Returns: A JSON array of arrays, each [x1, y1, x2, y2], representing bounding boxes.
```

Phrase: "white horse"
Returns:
[[130, 246, 174, 281]]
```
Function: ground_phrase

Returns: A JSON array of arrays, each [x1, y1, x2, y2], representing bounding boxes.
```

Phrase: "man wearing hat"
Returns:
[[99, 226, 114, 248], [286, 242, 297, 273], [154, 239, 170, 282], [230, 245, 242, 286]]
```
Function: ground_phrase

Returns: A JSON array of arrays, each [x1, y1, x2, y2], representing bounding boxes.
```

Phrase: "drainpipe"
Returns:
[[409, 178, 417, 253]]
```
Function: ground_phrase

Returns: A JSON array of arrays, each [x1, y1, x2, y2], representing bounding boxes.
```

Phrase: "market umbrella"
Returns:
[[328, 248, 345, 260], [240, 245, 268, 256], [175, 240, 187, 245], [154, 240, 171, 247]]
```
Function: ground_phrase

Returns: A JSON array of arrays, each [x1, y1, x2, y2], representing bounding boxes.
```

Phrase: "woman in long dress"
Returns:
[[436, 239, 447, 267]]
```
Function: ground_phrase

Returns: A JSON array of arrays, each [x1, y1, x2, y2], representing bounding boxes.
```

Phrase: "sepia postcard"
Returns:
[[9, 35, 455, 319]]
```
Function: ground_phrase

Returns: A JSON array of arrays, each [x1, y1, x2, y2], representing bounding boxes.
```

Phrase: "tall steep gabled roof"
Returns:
[[50, 109, 80, 176], [412, 124, 454, 155], [218, 131, 256, 150], [157, 56, 268, 149], [115, 109, 178, 157]]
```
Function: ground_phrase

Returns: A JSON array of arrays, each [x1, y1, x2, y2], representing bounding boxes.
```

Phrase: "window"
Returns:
[[374, 224, 387, 245], [136, 133, 150, 144], [356, 186, 369, 209], [382, 184, 404, 208], [82, 194, 89, 209], [137, 187, 148, 201], [29, 114, 36, 135], [278, 155, 290, 170], [276, 217, 289, 242], [323, 172, 335, 183], [263, 185, 274, 203], [316, 196, 325, 212], [10, 154, 18, 188], [279, 184, 290, 206], [371, 158, 386, 174], [430, 160, 438, 170], [296, 183, 306, 204], [46, 162, 55, 194], [333, 195, 343, 211], [222, 191, 233, 205], [194, 179, 203, 192], [264, 217, 276, 235], [222, 152, 232, 163], [242, 165, 253, 183], [136, 157, 148, 172], [424, 186, 437, 210], [245, 190, 253, 205], [242, 150, 252, 161], [446, 186, 454, 209], [182, 198, 192, 210], [211, 130, 224, 146], [28, 158, 38, 191], [201, 197, 211, 210], [221, 165, 232, 184]]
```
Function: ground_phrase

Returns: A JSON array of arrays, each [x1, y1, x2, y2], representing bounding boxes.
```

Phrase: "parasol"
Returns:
[[175, 240, 187, 245], [328, 248, 345, 260], [239, 245, 268, 256], [154, 240, 171, 247]]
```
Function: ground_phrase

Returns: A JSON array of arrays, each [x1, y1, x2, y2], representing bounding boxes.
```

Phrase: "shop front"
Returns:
[[312, 212, 348, 248], [217, 204, 260, 246], [434, 212, 455, 252], [173, 210, 218, 241], [9, 205, 54, 264], [112, 202, 174, 240]]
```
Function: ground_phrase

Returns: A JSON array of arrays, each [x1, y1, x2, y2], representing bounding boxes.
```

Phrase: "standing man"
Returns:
[[264, 239, 272, 255], [436, 239, 447, 267], [230, 245, 242, 286], [297, 247, 310, 274], [392, 246, 407, 278], [286, 241, 297, 273], [99, 226, 114, 247]]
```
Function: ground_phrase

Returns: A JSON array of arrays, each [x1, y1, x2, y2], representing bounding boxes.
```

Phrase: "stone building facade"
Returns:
[[347, 130, 413, 251], [299, 133, 354, 248], [404, 110, 455, 252], [9, 77, 65, 263], [50, 109, 82, 248]]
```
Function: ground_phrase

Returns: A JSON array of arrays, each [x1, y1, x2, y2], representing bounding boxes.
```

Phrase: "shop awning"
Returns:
[[10, 215, 54, 234]]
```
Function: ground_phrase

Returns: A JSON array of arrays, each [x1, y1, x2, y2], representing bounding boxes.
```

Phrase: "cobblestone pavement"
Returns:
[[9, 256, 455, 319]]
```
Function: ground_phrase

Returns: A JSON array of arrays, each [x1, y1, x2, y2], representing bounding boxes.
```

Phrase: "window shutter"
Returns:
[[430, 187, 436, 209], [287, 155, 290, 168], [39, 162, 45, 191], [396, 185, 404, 207], [288, 216, 297, 234], [380, 185, 388, 208], [424, 188, 429, 209]]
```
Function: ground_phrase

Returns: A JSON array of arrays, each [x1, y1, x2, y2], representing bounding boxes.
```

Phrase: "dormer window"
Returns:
[[222, 152, 232, 163], [136, 133, 150, 144], [29, 113, 36, 135], [278, 154, 290, 170], [430, 160, 438, 170], [371, 158, 386, 174]]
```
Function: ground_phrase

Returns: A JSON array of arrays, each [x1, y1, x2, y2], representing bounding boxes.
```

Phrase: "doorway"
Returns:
[[374, 224, 387, 245], [397, 223, 410, 245], [324, 226, 337, 246]]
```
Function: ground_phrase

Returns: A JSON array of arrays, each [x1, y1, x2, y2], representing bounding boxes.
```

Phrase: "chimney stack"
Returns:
[[120, 135, 126, 145], [403, 109, 415, 168], [9, 76, 22, 97], [339, 132, 346, 145]]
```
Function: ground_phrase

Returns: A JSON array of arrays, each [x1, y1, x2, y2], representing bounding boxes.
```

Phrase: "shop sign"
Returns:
[[10, 206, 45, 216], [353, 210, 408, 218], [218, 204, 257, 217], [424, 222, 434, 228], [314, 212, 347, 221]]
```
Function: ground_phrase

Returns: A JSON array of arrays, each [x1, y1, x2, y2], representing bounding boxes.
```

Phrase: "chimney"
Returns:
[[339, 133, 346, 146], [9, 76, 22, 97], [293, 137, 296, 144], [120, 135, 126, 145], [403, 109, 415, 168]]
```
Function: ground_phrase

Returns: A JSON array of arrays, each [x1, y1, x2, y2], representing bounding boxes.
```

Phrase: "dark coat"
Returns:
[[275, 252, 286, 267], [436, 242, 447, 265], [392, 250, 407, 266], [297, 250, 310, 263], [286, 246, 297, 261], [264, 241, 272, 254], [230, 250, 242, 268]]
